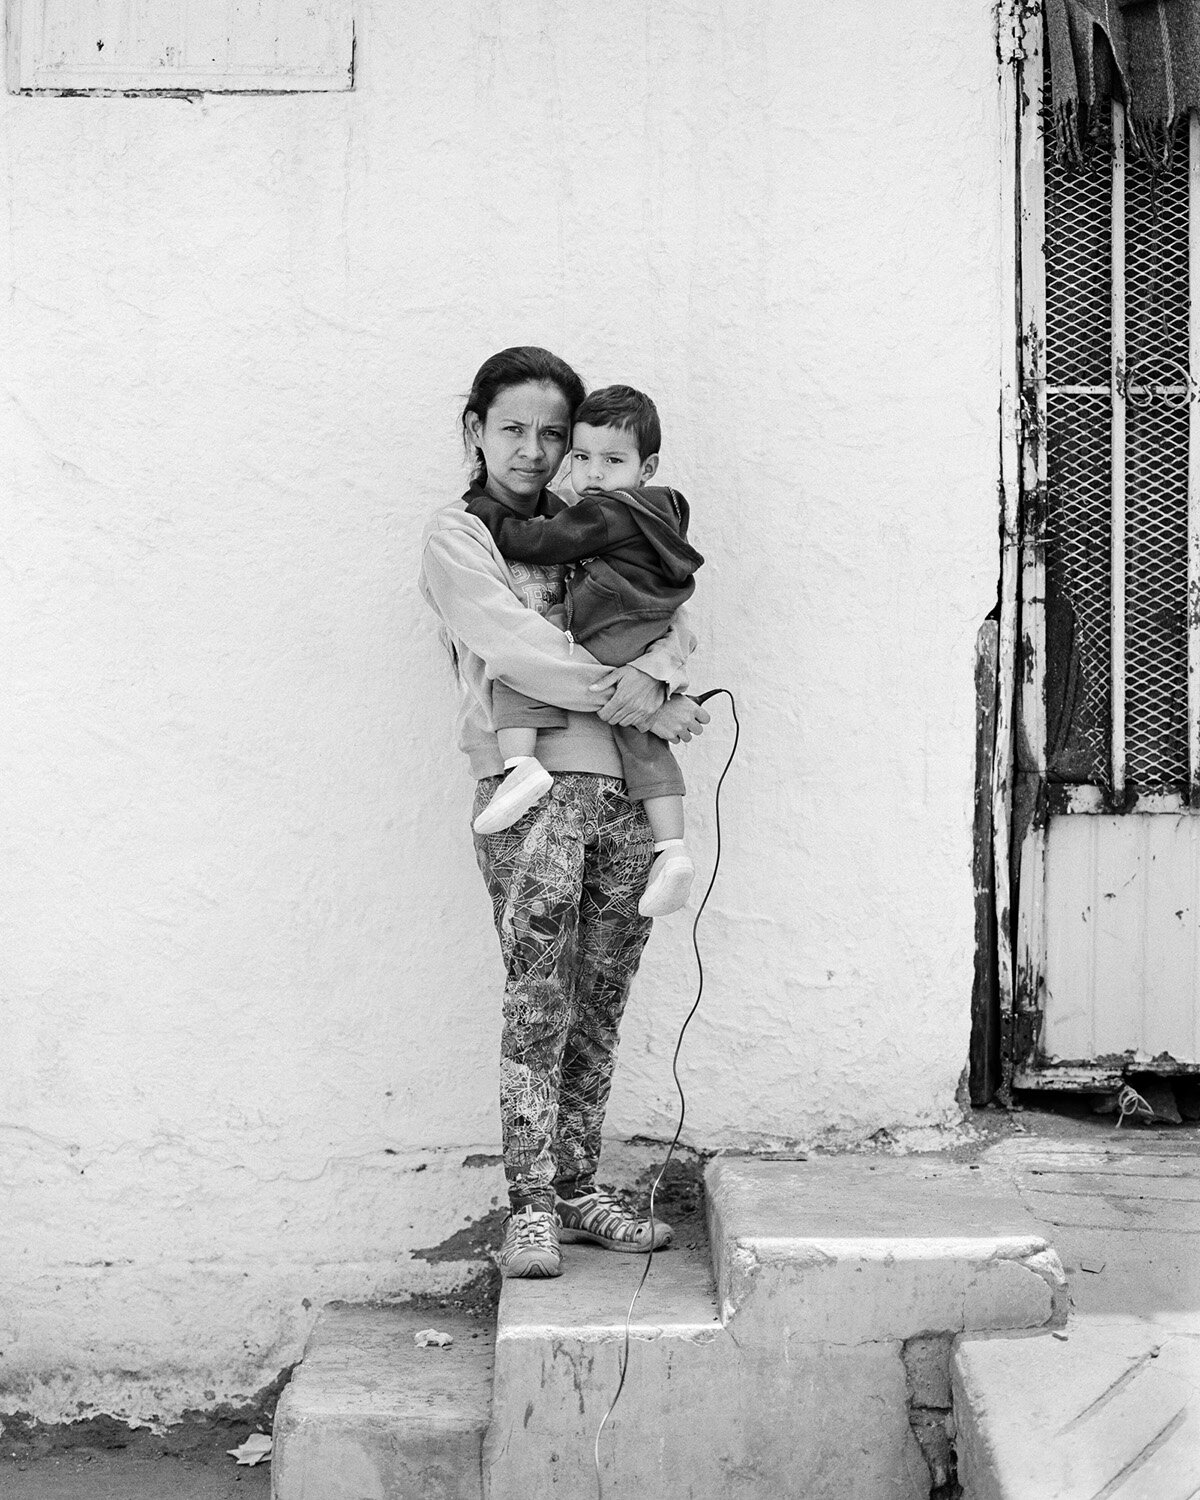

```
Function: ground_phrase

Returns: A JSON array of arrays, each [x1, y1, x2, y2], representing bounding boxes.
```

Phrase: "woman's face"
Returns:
[[466, 381, 571, 509]]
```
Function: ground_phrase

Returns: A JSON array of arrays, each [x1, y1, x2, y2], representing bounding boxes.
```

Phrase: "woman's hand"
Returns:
[[647, 695, 711, 743], [590, 665, 666, 729]]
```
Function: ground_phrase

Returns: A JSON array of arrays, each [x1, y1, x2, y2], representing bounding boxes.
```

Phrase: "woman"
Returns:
[[418, 347, 708, 1278]]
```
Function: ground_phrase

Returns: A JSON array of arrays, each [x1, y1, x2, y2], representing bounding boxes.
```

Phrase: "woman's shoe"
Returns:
[[473, 758, 553, 835], [555, 1190, 674, 1253], [497, 1205, 562, 1278]]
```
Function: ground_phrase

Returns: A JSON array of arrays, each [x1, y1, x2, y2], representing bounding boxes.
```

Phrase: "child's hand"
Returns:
[[591, 665, 666, 729]]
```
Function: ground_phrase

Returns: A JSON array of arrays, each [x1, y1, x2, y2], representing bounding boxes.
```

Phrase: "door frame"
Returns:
[[992, 2, 1200, 1095]]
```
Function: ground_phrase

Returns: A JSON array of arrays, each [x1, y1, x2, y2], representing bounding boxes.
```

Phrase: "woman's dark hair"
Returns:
[[461, 347, 586, 483]]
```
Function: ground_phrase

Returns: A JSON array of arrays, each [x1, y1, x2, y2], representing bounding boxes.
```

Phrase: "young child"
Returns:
[[466, 385, 703, 919]]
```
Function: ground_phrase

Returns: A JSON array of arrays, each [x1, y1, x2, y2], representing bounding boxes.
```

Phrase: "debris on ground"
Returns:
[[413, 1328, 454, 1348], [1115, 1084, 1156, 1127], [226, 1433, 272, 1466]]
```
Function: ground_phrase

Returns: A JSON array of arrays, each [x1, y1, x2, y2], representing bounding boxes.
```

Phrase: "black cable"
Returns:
[[593, 688, 740, 1498]]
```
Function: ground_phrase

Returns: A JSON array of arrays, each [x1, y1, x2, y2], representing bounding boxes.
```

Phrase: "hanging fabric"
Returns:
[[1046, 0, 1200, 162]]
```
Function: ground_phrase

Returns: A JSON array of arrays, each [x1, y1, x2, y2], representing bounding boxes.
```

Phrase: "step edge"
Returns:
[[717, 1233, 1053, 1260], [275, 1380, 494, 1425], [496, 1319, 720, 1342], [276, 1408, 492, 1434]]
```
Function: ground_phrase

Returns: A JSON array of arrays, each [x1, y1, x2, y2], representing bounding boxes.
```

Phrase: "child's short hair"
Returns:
[[574, 385, 661, 460]]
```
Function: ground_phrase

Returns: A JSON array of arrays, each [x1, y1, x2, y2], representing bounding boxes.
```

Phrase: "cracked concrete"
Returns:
[[477, 1155, 1070, 1499]]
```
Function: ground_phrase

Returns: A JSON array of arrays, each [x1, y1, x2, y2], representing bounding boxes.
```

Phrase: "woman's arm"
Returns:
[[630, 608, 695, 695], [420, 519, 618, 713], [587, 608, 698, 728]]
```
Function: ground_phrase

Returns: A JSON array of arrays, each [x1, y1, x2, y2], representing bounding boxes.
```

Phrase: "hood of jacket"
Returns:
[[601, 485, 704, 584]]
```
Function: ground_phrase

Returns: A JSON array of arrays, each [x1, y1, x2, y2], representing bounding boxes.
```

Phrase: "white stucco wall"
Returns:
[[1, 0, 1005, 1423]]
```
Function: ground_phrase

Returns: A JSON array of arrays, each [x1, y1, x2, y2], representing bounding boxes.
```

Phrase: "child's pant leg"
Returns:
[[490, 680, 568, 733], [612, 725, 685, 803]]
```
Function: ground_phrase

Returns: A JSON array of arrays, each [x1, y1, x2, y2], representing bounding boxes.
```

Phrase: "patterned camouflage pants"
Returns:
[[472, 773, 654, 1211]]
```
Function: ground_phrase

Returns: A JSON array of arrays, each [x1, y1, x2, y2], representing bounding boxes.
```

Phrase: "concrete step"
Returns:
[[271, 1303, 495, 1500], [487, 1157, 1069, 1499], [703, 1157, 1069, 1498], [707, 1156, 1069, 1339], [270, 1157, 1077, 1500], [953, 1316, 1200, 1500], [485, 1230, 722, 1499]]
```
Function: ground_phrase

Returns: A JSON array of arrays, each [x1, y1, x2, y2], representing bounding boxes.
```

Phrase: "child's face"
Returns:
[[570, 423, 659, 494]]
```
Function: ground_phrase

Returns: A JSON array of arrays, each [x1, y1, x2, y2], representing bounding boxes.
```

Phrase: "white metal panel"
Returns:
[[11, 0, 353, 92], [1044, 814, 1200, 1064]]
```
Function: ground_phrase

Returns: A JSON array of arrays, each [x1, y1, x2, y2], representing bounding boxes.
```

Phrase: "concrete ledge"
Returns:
[[485, 1238, 723, 1499], [707, 1157, 1068, 1339], [274, 1158, 1082, 1500], [484, 1236, 933, 1500], [272, 1304, 494, 1500], [953, 1316, 1200, 1500]]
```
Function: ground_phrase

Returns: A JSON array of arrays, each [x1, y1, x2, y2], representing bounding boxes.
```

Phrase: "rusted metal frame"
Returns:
[[1046, 784, 1191, 815], [994, 3, 1031, 1101], [1012, 1064, 1125, 1091], [1189, 110, 1200, 803], [1009, 10, 1049, 1090], [1015, 1058, 1200, 1090], [1059, 383, 1188, 396], [971, 620, 1002, 1103], [1111, 99, 1129, 800]]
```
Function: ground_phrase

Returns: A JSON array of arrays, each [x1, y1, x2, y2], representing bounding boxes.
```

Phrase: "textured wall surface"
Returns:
[[1, 0, 1004, 1423]]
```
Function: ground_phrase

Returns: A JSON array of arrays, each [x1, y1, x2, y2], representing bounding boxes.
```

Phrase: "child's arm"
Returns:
[[468, 494, 612, 565], [419, 510, 695, 721]]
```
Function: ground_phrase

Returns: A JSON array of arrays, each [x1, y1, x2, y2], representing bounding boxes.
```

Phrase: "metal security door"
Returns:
[[1011, 21, 1200, 1090]]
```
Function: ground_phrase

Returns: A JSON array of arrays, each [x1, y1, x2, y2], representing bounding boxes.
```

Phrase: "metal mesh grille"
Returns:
[[1124, 132, 1190, 787], [1125, 134, 1190, 376], [1041, 106, 1192, 792], [1046, 392, 1112, 777], [1045, 123, 1111, 387], [1044, 122, 1114, 782], [1125, 400, 1190, 784]]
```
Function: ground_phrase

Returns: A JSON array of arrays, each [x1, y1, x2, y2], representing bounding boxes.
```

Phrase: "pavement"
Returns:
[[4, 1103, 1197, 1498], [0, 1451, 272, 1499], [951, 1109, 1200, 1499], [967, 1107, 1200, 1329]]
